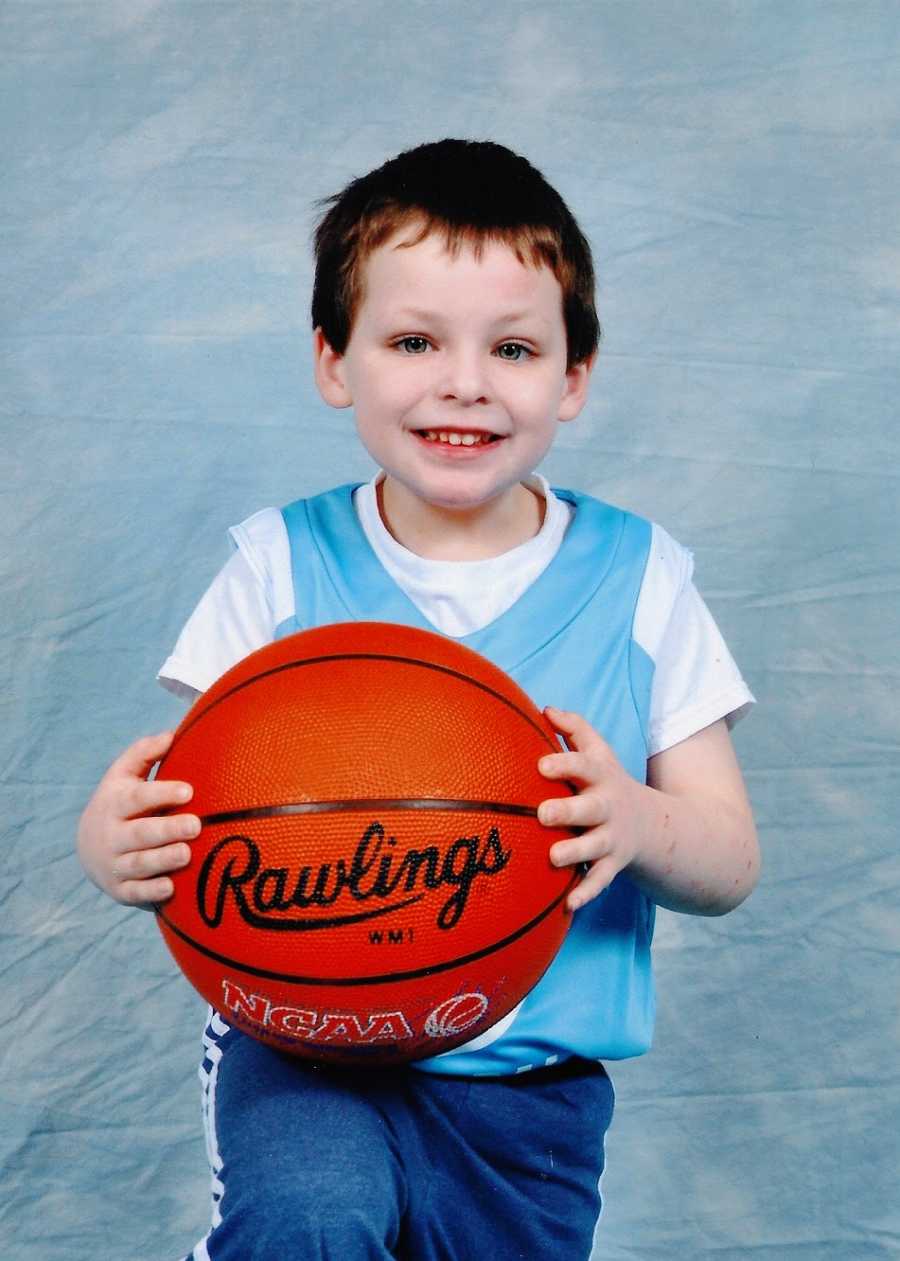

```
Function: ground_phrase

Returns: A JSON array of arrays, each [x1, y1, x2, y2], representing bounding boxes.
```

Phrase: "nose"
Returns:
[[439, 348, 490, 406]]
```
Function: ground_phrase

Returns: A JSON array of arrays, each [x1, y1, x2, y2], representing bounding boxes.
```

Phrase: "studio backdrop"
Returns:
[[3, 3, 898, 1258]]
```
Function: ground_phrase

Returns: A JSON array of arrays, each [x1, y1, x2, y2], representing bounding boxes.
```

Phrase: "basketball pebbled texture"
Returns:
[[154, 621, 580, 1065]]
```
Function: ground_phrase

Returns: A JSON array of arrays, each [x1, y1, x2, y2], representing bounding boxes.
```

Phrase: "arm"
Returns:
[[83, 512, 285, 907], [79, 512, 283, 905], [77, 730, 200, 908], [538, 709, 760, 915]]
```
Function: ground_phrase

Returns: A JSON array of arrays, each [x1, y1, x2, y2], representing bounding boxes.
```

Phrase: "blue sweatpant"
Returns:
[[183, 1011, 615, 1261]]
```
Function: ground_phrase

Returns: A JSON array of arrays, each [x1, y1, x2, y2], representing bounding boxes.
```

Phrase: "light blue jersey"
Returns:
[[275, 484, 656, 1076]]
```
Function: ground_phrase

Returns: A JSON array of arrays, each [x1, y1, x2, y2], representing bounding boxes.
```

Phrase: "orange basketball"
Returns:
[[154, 622, 579, 1066]]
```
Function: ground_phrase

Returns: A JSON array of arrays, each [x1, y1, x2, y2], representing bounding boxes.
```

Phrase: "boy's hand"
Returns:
[[77, 731, 200, 908], [537, 707, 760, 917], [537, 707, 648, 912]]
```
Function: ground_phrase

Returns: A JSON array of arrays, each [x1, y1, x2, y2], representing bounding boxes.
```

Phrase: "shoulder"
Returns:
[[227, 506, 290, 591], [553, 486, 692, 611], [638, 522, 695, 619], [554, 491, 754, 750], [555, 486, 694, 654], [553, 485, 669, 545], [157, 506, 293, 699], [633, 521, 698, 660]]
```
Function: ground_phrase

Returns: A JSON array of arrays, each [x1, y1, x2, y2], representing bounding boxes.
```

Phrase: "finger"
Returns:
[[539, 792, 608, 831], [113, 841, 193, 884], [538, 750, 597, 786], [129, 813, 201, 849], [543, 707, 608, 755], [115, 776, 194, 820], [108, 731, 178, 781], [118, 876, 178, 907], [548, 826, 609, 870], [567, 855, 622, 912]]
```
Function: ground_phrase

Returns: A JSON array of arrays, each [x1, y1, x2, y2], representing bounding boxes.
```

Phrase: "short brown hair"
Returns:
[[312, 139, 600, 368]]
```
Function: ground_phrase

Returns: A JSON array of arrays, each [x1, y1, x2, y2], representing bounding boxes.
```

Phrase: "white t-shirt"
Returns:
[[159, 475, 754, 757]]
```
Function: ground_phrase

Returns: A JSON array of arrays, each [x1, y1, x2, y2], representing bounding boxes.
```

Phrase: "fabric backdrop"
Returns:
[[3, 2, 898, 1258]]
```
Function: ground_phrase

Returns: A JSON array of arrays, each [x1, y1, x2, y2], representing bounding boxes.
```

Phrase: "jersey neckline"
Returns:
[[305, 483, 628, 672]]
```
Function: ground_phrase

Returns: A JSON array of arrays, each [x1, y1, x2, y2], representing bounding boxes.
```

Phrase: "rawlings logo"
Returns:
[[197, 821, 511, 932]]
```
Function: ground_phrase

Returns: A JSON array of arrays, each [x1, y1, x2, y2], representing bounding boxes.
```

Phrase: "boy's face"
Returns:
[[314, 226, 593, 531]]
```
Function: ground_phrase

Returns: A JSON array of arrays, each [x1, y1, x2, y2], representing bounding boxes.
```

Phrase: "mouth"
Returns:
[[415, 429, 503, 448]]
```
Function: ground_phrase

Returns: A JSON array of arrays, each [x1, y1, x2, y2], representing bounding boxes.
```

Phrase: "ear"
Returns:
[[313, 327, 353, 408], [558, 352, 596, 423]]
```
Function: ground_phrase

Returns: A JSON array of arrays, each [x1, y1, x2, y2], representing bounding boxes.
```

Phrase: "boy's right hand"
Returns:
[[77, 731, 200, 908]]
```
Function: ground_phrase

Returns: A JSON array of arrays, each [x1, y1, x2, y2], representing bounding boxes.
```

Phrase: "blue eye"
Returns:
[[496, 342, 530, 362], [396, 336, 430, 354]]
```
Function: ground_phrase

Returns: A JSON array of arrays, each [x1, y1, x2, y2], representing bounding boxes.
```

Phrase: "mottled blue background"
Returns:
[[3, 3, 898, 1258]]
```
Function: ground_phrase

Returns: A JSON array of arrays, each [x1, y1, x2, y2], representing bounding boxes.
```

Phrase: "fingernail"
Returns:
[[538, 804, 555, 825], [176, 785, 192, 802], [184, 818, 201, 838]]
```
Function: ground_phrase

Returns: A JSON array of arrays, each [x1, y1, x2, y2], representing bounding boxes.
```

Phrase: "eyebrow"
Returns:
[[390, 307, 548, 327]]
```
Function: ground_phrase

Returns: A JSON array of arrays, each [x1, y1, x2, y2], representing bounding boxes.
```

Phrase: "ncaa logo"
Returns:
[[424, 993, 489, 1038]]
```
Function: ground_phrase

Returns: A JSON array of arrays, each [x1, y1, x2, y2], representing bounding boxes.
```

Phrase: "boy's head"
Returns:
[[312, 139, 599, 370]]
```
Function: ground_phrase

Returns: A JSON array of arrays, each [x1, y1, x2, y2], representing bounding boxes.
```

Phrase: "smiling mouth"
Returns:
[[416, 429, 502, 447]]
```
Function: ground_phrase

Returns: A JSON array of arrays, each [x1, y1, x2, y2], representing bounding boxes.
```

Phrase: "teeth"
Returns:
[[421, 430, 493, 445]]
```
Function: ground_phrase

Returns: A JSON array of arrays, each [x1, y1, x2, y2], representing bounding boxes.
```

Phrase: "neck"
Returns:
[[378, 478, 545, 560]]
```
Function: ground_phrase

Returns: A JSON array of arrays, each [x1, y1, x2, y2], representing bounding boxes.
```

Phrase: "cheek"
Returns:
[[355, 365, 420, 419], [510, 365, 564, 409], [352, 384, 417, 456], [515, 381, 565, 432]]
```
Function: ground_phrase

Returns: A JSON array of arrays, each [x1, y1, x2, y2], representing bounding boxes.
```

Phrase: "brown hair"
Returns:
[[312, 139, 600, 368]]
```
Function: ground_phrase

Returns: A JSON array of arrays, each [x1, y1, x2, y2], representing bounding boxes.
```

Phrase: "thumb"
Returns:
[[109, 731, 178, 781], [543, 706, 608, 756]]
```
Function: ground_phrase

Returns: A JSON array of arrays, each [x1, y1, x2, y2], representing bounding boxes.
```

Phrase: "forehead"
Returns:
[[356, 227, 565, 319]]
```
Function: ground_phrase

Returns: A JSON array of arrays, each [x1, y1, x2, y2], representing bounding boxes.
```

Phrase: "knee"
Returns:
[[211, 1147, 404, 1258], [206, 1042, 405, 1256], [212, 1186, 399, 1259]]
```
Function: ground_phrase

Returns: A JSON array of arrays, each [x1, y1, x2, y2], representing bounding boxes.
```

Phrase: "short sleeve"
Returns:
[[634, 524, 755, 757], [157, 507, 292, 698]]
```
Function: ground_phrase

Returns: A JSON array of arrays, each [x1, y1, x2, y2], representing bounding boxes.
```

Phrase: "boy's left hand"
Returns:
[[538, 706, 760, 917], [537, 706, 649, 912]]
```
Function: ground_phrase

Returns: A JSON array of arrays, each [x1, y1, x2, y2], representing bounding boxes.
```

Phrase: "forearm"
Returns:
[[624, 781, 760, 917]]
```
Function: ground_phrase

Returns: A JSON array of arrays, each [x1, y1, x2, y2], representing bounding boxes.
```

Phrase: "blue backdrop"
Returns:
[[3, 3, 898, 1257]]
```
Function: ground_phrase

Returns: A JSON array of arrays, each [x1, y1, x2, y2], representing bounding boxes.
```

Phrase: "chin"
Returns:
[[381, 462, 526, 515], [419, 483, 509, 512]]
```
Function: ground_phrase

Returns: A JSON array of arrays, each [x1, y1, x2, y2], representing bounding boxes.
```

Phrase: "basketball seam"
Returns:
[[199, 799, 541, 825], [164, 651, 559, 754]]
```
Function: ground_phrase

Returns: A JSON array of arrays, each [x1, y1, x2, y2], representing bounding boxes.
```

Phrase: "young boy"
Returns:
[[77, 139, 759, 1260]]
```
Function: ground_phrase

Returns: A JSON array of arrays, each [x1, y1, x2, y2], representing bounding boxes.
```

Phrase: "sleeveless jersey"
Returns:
[[275, 484, 656, 1076]]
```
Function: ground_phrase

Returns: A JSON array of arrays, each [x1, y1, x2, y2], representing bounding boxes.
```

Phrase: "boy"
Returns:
[[78, 139, 759, 1260]]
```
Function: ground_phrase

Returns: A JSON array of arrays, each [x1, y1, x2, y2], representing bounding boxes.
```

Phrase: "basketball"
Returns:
[[154, 622, 580, 1065]]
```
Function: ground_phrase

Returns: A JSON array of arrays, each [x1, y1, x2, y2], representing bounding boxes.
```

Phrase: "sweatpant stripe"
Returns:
[[182, 1008, 231, 1259]]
